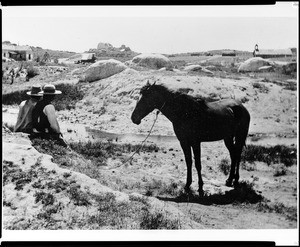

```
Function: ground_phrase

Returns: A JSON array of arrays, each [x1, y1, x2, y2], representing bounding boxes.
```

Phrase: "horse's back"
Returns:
[[206, 98, 249, 119]]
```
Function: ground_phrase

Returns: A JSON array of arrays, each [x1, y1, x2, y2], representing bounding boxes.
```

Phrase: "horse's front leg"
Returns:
[[192, 142, 204, 197], [180, 141, 192, 193]]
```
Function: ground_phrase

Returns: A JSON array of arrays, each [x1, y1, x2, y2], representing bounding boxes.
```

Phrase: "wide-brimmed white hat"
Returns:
[[26, 85, 43, 96], [39, 84, 62, 95]]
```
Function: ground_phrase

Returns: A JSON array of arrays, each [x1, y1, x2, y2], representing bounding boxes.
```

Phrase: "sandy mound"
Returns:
[[79, 59, 128, 82], [2, 130, 202, 229], [238, 57, 273, 72], [131, 53, 173, 70]]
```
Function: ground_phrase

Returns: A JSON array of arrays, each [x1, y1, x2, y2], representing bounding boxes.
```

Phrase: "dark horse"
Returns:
[[131, 81, 250, 196]]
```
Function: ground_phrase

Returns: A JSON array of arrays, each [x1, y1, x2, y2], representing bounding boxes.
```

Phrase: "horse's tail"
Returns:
[[232, 104, 250, 147]]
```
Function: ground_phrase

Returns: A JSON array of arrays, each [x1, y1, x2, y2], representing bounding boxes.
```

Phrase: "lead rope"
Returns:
[[106, 110, 160, 170], [106, 101, 166, 170]]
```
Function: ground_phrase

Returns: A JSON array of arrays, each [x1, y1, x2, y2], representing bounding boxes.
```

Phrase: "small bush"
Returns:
[[26, 66, 39, 79], [218, 158, 231, 175], [52, 83, 85, 111], [34, 191, 55, 206], [241, 162, 256, 171], [67, 185, 91, 206], [273, 164, 287, 177], [252, 82, 269, 93]]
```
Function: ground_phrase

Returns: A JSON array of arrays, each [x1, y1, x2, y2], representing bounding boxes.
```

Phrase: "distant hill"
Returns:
[[169, 49, 252, 57], [2, 41, 77, 61], [30, 46, 76, 61]]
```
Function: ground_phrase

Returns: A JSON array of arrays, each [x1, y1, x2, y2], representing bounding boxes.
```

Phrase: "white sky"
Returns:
[[1, 3, 298, 54]]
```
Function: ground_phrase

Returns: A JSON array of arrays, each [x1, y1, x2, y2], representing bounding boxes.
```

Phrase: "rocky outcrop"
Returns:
[[79, 59, 128, 83], [184, 64, 214, 75], [131, 53, 173, 70], [238, 57, 273, 72], [97, 42, 113, 50]]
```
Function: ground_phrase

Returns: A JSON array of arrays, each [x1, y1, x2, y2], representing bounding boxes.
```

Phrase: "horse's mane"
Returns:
[[141, 83, 208, 113], [156, 84, 207, 109]]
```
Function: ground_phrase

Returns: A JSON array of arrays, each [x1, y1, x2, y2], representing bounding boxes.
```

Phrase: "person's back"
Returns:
[[14, 86, 42, 133], [31, 84, 67, 147]]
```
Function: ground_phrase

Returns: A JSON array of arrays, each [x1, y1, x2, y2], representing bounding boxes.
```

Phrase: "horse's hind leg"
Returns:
[[224, 136, 236, 187], [192, 142, 204, 197], [233, 112, 250, 187], [233, 139, 246, 187], [180, 141, 193, 193]]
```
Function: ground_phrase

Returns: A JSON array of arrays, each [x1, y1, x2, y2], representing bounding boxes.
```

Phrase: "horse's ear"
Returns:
[[146, 80, 150, 86], [152, 80, 157, 86]]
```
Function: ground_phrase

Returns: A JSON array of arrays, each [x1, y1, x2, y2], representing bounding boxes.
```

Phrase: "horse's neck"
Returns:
[[159, 92, 203, 123]]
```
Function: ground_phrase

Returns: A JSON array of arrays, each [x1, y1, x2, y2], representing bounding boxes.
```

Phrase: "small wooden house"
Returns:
[[2, 44, 33, 61], [253, 44, 293, 58]]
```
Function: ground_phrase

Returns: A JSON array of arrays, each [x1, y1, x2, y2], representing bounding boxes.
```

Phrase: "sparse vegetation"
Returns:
[[252, 82, 269, 93], [257, 200, 297, 222], [2, 82, 84, 111], [2, 47, 297, 230], [241, 144, 296, 167], [140, 209, 181, 229], [68, 140, 159, 165]]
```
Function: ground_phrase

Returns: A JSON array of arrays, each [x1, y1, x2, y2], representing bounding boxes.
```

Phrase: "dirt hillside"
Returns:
[[2, 55, 298, 231]]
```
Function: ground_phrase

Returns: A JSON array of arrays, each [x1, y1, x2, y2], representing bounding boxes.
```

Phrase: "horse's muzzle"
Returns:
[[131, 114, 141, 125]]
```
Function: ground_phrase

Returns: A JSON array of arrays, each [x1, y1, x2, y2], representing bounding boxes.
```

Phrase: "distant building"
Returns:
[[253, 44, 293, 58], [60, 53, 96, 64], [2, 44, 33, 61], [222, 50, 236, 56]]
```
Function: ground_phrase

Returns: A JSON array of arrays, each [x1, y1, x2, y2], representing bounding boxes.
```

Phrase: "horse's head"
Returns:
[[131, 80, 162, 125]]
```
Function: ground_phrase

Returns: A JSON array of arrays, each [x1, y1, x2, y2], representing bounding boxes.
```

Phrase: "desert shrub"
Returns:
[[241, 144, 296, 167], [218, 158, 231, 175], [67, 184, 91, 206], [252, 82, 269, 93], [2, 89, 28, 105], [144, 179, 182, 197], [26, 65, 40, 79], [140, 209, 180, 229], [51, 83, 85, 111], [241, 162, 256, 171], [88, 192, 141, 229], [34, 191, 55, 206], [284, 80, 297, 91], [31, 138, 68, 160], [273, 164, 287, 177]]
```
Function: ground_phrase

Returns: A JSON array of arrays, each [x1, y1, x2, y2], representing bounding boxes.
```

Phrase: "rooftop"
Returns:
[[2, 44, 32, 52]]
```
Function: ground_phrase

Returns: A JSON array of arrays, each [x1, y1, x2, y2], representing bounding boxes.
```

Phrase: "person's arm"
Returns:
[[43, 104, 61, 133], [14, 101, 25, 132]]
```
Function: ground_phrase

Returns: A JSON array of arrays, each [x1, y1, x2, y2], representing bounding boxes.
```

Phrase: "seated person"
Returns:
[[31, 84, 67, 147], [14, 85, 43, 133]]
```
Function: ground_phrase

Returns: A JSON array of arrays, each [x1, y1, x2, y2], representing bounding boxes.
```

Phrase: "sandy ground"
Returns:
[[2, 60, 298, 231]]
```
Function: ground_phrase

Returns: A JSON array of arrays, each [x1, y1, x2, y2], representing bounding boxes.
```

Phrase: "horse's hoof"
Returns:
[[225, 179, 233, 187], [198, 190, 204, 197], [233, 181, 240, 188], [184, 186, 191, 194]]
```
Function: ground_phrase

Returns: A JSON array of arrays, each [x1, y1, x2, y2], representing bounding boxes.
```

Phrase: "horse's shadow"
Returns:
[[157, 182, 263, 205]]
